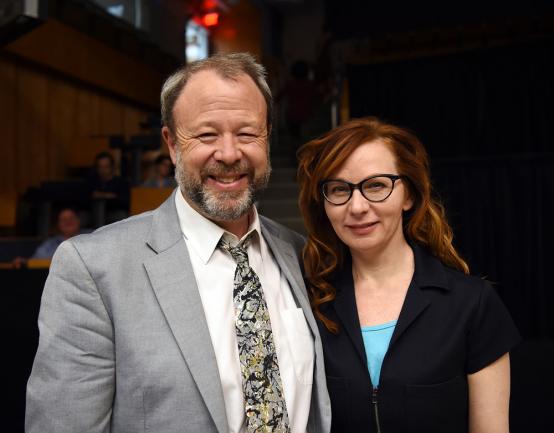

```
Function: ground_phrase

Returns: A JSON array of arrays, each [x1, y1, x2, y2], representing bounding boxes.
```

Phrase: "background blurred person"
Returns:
[[297, 116, 521, 433], [12, 207, 81, 268], [276, 60, 319, 146], [85, 151, 130, 223], [142, 154, 177, 188]]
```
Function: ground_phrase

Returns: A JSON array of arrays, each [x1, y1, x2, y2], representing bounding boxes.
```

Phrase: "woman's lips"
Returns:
[[346, 221, 379, 235]]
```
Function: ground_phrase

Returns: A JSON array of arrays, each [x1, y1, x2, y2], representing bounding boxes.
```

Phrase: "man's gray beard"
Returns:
[[174, 150, 271, 221]]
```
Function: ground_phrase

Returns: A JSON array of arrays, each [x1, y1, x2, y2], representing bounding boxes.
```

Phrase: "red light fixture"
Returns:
[[202, 0, 217, 10], [202, 12, 219, 27]]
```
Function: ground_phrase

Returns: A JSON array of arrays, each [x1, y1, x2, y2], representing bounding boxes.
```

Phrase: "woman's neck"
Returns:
[[350, 236, 414, 290]]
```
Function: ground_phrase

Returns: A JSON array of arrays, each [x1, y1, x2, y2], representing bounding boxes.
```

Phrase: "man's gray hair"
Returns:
[[161, 52, 273, 136]]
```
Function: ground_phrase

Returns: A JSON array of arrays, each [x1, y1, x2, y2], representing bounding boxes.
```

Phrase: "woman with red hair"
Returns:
[[297, 117, 520, 433]]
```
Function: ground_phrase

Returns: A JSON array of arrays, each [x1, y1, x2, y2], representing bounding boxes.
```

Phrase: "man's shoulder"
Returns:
[[71, 210, 155, 251], [259, 215, 305, 250]]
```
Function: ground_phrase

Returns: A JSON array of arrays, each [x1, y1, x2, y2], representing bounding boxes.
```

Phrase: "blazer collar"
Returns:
[[144, 196, 316, 432], [145, 188, 182, 254], [391, 242, 451, 347], [260, 217, 318, 338], [332, 259, 367, 367], [144, 189, 228, 433], [411, 240, 451, 291], [332, 242, 451, 371]]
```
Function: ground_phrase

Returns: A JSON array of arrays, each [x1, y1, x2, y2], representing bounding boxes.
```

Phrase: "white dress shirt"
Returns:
[[175, 191, 313, 433]]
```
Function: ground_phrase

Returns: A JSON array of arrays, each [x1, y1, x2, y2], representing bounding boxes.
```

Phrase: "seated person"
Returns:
[[142, 154, 176, 188], [86, 151, 130, 224], [12, 207, 81, 268]]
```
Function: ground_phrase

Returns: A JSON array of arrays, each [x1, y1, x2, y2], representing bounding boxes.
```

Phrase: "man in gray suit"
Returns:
[[26, 53, 331, 433]]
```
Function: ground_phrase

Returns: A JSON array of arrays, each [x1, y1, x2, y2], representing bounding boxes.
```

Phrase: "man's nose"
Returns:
[[214, 133, 241, 164]]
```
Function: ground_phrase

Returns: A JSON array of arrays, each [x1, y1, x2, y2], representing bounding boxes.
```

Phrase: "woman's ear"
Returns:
[[402, 190, 414, 212]]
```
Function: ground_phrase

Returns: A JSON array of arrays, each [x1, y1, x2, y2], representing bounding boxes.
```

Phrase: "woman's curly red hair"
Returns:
[[297, 117, 469, 333]]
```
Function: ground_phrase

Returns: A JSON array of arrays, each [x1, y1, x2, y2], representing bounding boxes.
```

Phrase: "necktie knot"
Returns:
[[218, 237, 250, 266]]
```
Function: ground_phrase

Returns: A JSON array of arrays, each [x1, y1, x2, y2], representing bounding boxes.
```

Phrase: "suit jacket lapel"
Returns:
[[144, 191, 227, 433], [332, 264, 368, 368], [260, 222, 318, 338], [389, 244, 448, 348], [389, 279, 430, 348], [332, 249, 433, 363]]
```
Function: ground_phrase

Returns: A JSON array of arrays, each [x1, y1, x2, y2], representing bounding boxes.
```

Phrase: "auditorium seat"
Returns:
[[130, 187, 173, 215], [37, 180, 88, 236], [0, 191, 17, 234], [26, 258, 51, 269], [0, 237, 41, 262]]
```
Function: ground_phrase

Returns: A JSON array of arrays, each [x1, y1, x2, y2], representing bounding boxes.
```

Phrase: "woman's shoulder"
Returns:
[[443, 265, 492, 292], [413, 243, 487, 288], [412, 243, 499, 313]]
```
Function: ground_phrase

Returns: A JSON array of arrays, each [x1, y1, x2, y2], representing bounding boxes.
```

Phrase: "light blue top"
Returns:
[[31, 236, 64, 259], [361, 320, 397, 386]]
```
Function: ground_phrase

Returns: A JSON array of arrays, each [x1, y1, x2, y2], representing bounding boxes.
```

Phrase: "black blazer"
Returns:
[[318, 243, 520, 433]]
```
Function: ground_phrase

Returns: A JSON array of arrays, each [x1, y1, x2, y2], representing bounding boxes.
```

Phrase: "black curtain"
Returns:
[[348, 41, 554, 157], [433, 155, 553, 340], [347, 40, 554, 339]]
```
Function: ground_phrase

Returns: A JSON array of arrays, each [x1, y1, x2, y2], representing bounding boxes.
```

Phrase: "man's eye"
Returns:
[[238, 133, 257, 140], [196, 133, 217, 142]]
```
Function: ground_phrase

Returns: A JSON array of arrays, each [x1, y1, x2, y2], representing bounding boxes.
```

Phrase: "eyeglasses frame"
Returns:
[[320, 174, 404, 206]]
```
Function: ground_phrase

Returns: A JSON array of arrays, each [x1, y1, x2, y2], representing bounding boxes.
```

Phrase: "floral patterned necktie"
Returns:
[[218, 236, 291, 433]]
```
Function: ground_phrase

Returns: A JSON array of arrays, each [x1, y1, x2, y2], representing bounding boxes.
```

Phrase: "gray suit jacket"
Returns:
[[26, 191, 331, 433]]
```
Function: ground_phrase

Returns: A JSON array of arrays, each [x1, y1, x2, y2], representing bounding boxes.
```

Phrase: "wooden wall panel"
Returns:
[[5, 20, 165, 107], [99, 98, 124, 137], [123, 107, 147, 138], [48, 80, 78, 179], [1, 17, 169, 195], [70, 90, 99, 167], [16, 68, 49, 192], [0, 58, 17, 193], [0, 55, 151, 194], [69, 90, 122, 168], [99, 99, 125, 172], [212, 1, 262, 60]]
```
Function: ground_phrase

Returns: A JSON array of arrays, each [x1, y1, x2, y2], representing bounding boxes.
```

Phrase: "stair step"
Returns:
[[270, 155, 297, 168], [268, 167, 297, 183], [258, 198, 300, 219], [263, 182, 299, 199], [272, 216, 306, 235]]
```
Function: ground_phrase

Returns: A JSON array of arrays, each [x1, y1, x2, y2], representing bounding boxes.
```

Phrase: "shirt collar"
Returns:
[[333, 241, 451, 293], [174, 189, 262, 264], [410, 241, 451, 291]]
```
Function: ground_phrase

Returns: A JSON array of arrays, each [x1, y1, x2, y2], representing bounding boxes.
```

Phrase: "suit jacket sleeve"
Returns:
[[26, 240, 115, 433]]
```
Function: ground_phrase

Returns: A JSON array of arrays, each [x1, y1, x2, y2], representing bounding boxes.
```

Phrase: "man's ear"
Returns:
[[162, 126, 177, 165]]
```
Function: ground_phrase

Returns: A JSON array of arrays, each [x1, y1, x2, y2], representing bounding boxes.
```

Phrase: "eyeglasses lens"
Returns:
[[323, 176, 395, 204], [323, 181, 351, 204], [361, 176, 394, 202]]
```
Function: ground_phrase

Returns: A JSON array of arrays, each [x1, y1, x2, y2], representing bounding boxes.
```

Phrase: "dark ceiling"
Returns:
[[325, 0, 554, 39]]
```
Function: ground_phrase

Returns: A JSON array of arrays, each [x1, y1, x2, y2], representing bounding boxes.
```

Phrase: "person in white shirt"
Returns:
[[26, 52, 331, 433]]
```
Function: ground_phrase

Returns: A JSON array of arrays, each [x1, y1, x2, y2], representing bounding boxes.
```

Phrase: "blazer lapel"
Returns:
[[144, 191, 227, 433], [389, 244, 448, 348], [388, 279, 430, 348], [332, 266, 367, 367], [260, 223, 318, 337]]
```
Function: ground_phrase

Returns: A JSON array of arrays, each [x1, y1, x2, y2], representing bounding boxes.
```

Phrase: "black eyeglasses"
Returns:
[[321, 174, 403, 205]]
